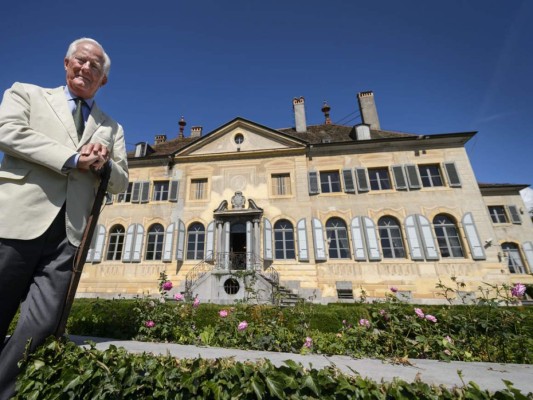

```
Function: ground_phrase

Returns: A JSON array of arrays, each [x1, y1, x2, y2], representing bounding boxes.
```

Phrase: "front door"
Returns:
[[230, 222, 247, 270]]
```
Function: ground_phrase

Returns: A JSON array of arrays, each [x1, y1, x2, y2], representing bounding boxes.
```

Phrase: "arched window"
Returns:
[[187, 223, 205, 260], [145, 223, 165, 260], [502, 242, 526, 274], [326, 218, 350, 259], [378, 216, 406, 258], [433, 214, 464, 258], [274, 219, 295, 259], [106, 224, 125, 261]]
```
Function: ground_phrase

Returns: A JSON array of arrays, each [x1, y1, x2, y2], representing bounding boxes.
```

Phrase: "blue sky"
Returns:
[[1, 0, 531, 186]]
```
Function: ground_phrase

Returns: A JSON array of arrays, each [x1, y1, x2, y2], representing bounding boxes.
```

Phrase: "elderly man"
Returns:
[[0, 37, 129, 398]]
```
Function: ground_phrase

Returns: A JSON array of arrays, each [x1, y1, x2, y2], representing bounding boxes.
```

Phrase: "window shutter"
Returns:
[[86, 229, 97, 262], [205, 221, 215, 261], [355, 168, 369, 192], [392, 165, 408, 190], [175, 219, 186, 261], [246, 221, 252, 268], [123, 224, 136, 262], [132, 224, 144, 262], [405, 164, 421, 189], [342, 168, 356, 193], [169, 180, 179, 202], [140, 181, 150, 203], [362, 216, 381, 261], [404, 215, 424, 261], [444, 162, 461, 187], [311, 218, 327, 261], [350, 217, 367, 260], [308, 171, 319, 195], [462, 213, 486, 260], [263, 218, 273, 261], [523, 241, 533, 271], [163, 223, 175, 262], [131, 182, 141, 203], [508, 205, 522, 224], [297, 218, 309, 261], [105, 193, 113, 205], [417, 215, 439, 260], [92, 224, 106, 263]]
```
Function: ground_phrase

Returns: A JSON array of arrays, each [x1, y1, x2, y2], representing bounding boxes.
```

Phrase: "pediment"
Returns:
[[175, 117, 306, 157]]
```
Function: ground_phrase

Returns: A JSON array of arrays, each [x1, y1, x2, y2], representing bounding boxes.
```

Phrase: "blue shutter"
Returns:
[[131, 182, 141, 203], [263, 218, 273, 261], [308, 171, 319, 195], [140, 181, 150, 203], [342, 168, 356, 193], [297, 218, 309, 261], [123, 224, 136, 262], [404, 216, 424, 261], [417, 215, 439, 260], [312, 218, 327, 261], [523, 241, 533, 271], [350, 217, 367, 260], [163, 223, 175, 262], [508, 205, 522, 224], [405, 164, 421, 189], [132, 224, 144, 262], [355, 168, 369, 192], [205, 221, 215, 261], [175, 219, 186, 261], [169, 180, 179, 202], [462, 213, 486, 260], [92, 224, 106, 263], [362, 216, 381, 260], [392, 165, 407, 190], [444, 162, 461, 187]]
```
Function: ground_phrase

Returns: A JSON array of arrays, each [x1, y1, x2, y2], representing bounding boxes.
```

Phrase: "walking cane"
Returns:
[[55, 163, 112, 337]]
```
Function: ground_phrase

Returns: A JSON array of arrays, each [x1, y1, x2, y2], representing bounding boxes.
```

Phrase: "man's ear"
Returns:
[[64, 57, 69, 70], [100, 75, 108, 87]]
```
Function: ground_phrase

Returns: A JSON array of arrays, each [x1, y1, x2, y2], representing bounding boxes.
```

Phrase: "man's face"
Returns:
[[64, 42, 108, 99]]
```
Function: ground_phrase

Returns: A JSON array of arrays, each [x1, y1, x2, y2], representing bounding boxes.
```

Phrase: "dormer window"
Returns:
[[234, 133, 244, 145]]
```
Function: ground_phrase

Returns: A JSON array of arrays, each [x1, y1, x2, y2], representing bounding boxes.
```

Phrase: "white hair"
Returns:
[[66, 37, 111, 76]]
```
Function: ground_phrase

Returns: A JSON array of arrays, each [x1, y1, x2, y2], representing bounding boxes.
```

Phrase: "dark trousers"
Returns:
[[0, 207, 76, 400]]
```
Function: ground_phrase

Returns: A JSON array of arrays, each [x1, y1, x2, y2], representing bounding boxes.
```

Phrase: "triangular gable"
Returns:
[[175, 117, 307, 157]]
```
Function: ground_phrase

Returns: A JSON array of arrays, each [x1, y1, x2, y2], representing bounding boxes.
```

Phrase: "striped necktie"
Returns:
[[73, 98, 86, 140]]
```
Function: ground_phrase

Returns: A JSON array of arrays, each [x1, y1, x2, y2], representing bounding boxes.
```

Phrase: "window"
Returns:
[[153, 181, 170, 201], [369, 168, 391, 190], [488, 206, 509, 223], [187, 223, 205, 260], [234, 133, 244, 145], [326, 218, 350, 259], [378, 216, 406, 258], [272, 173, 291, 196], [106, 225, 125, 261], [502, 242, 526, 274], [190, 178, 208, 200], [320, 171, 341, 193], [433, 214, 464, 258], [274, 219, 295, 259], [419, 165, 443, 187], [145, 223, 164, 260], [117, 182, 133, 203]]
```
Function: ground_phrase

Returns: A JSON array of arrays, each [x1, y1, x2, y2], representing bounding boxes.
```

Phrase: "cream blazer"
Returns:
[[0, 82, 129, 246]]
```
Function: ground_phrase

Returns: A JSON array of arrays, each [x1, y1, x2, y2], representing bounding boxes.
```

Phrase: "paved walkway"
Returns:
[[70, 335, 533, 395]]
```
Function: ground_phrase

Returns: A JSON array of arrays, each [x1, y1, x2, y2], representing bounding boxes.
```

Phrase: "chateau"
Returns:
[[79, 92, 533, 304]]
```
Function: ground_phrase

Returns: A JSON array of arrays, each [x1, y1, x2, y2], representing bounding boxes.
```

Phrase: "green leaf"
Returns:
[[266, 375, 285, 399], [251, 376, 265, 400]]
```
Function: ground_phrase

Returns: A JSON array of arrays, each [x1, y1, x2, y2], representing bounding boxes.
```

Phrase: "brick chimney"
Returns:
[[357, 91, 380, 130], [190, 126, 203, 138], [293, 97, 307, 133], [154, 134, 167, 145]]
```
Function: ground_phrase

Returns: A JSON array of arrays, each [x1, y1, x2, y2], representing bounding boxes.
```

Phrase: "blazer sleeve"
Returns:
[[0, 82, 77, 174], [106, 122, 129, 194]]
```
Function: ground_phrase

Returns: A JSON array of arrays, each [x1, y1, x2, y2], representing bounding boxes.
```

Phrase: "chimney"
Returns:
[[321, 101, 331, 125], [190, 126, 203, 138], [178, 116, 186, 138], [357, 91, 380, 130], [154, 134, 167, 145], [293, 97, 307, 133]]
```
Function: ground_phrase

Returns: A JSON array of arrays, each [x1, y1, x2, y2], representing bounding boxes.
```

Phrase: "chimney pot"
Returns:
[[357, 91, 380, 130], [154, 134, 167, 145], [191, 126, 203, 138], [292, 96, 307, 133]]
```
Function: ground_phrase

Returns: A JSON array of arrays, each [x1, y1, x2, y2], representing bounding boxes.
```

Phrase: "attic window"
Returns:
[[234, 133, 244, 145], [321, 138, 331, 144]]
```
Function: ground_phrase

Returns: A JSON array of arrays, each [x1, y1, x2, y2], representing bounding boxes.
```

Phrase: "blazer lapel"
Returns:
[[45, 87, 78, 147], [79, 102, 105, 148]]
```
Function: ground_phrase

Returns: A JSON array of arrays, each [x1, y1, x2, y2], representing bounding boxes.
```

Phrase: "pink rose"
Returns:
[[174, 293, 184, 301], [162, 281, 173, 291], [304, 337, 313, 348], [425, 314, 437, 323], [219, 310, 228, 318], [414, 308, 425, 319], [193, 297, 200, 308], [511, 283, 526, 298], [145, 320, 155, 328], [238, 321, 248, 331], [390, 287, 398, 293], [359, 318, 370, 328]]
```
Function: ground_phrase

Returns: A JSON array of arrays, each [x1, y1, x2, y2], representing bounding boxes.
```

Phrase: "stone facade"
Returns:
[[78, 94, 533, 304]]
